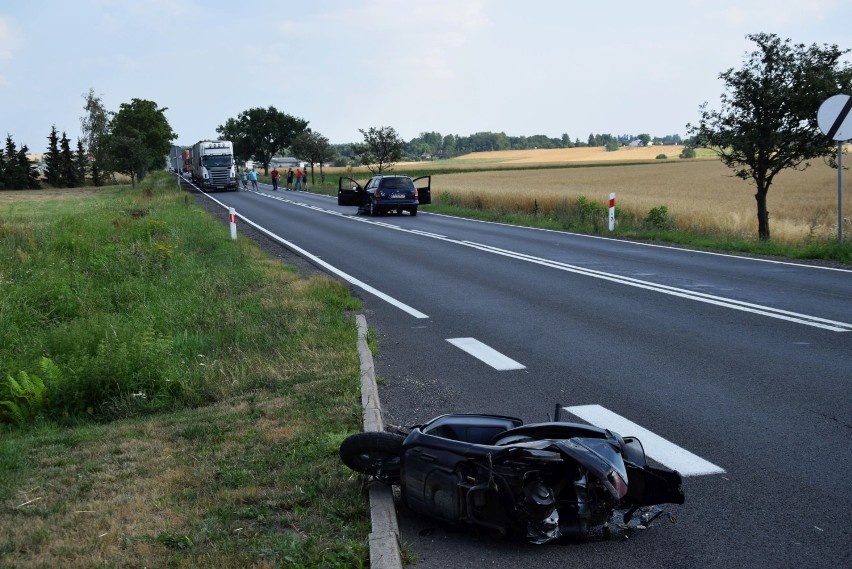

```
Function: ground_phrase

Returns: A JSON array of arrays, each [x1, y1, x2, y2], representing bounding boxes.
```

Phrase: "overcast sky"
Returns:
[[1, 0, 850, 151]]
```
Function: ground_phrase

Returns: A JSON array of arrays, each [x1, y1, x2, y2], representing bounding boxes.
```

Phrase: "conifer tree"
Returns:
[[4, 135, 25, 189], [0, 139, 7, 189], [75, 138, 88, 186], [20, 144, 40, 189], [59, 131, 77, 187], [44, 126, 61, 186]]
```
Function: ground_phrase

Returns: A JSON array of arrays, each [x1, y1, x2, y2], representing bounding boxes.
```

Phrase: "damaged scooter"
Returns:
[[339, 405, 684, 544]]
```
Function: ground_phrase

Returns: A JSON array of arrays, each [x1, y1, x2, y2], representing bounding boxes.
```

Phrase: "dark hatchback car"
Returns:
[[338, 175, 431, 216]]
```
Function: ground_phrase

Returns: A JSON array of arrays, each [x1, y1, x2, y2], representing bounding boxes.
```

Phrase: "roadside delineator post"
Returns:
[[229, 207, 237, 240], [608, 192, 615, 232]]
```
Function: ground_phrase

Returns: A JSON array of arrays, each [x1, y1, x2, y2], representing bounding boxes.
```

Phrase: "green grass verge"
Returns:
[[0, 172, 370, 567]]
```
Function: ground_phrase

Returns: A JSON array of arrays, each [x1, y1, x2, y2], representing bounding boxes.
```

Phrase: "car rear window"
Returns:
[[381, 177, 414, 190]]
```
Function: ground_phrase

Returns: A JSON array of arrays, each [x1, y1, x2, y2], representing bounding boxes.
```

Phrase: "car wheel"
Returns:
[[367, 198, 375, 216], [410, 207, 418, 216]]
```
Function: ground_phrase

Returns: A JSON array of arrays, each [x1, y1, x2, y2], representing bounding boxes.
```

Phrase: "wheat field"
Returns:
[[430, 154, 845, 243]]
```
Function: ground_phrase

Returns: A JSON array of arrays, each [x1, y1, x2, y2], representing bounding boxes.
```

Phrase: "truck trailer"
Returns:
[[190, 140, 237, 191]]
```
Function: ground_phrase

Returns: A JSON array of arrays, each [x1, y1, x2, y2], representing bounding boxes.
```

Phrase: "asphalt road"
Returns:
[[194, 181, 851, 569]]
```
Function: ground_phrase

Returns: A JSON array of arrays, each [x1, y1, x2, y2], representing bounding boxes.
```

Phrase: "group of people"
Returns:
[[237, 166, 308, 191], [238, 168, 259, 191]]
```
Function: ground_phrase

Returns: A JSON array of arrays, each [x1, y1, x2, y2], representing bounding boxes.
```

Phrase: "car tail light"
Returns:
[[375, 189, 382, 199], [413, 187, 419, 199]]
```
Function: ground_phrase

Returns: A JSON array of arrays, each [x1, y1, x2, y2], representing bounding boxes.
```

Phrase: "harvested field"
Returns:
[[448, 145, 687, 164]]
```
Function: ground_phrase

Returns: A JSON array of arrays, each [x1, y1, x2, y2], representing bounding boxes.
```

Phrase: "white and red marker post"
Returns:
[[229, 207, 237, 240], [608, 192, 615, 231]]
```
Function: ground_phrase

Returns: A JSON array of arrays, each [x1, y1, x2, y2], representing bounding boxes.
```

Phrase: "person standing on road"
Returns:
[[286, 167, 294, 190], [294, 168, 303, 191], [271, 167, 280, 191], [249, 169, 258, 191], [302, 165, 308, 191], [240, 169, 248, 190]]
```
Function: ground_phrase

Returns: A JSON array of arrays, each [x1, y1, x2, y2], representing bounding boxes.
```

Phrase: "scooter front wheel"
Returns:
[[339, 431, 404, 484]]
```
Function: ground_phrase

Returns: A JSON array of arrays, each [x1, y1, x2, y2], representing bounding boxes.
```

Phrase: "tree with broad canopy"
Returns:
[[353, 126, 404, 175], [216, 106, 308, 175], [687, 32, 852, 241]]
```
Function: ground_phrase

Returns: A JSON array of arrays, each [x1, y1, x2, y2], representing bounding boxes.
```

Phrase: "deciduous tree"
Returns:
[[688, 32, 852, 240], [216, 106, 308, 174], [290, 130, 336, 183], [106, 98, 176, 187], [354, 126, 404, 175], [80, 88, 111, 186]]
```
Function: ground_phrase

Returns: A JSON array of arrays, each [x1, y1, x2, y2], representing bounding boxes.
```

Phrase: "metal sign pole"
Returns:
[[817, 94, 851, 242], [840, 143, 844, 241]]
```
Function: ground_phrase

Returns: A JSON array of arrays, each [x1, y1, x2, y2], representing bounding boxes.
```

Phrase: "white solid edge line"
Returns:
[[446, 338, 526, 371], [564, 404, 726, 477], [197, 190, 429, 319]]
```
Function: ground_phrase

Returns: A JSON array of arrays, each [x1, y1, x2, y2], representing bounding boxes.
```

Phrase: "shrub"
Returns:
[[656, 154, 667, 160], [679, 147, 696, 159], [575, 196, 607, 230], [644, 205, 672, 230]]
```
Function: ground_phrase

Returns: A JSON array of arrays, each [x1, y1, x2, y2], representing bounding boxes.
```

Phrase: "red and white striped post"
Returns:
[[229, 207, 237, 240], [608, 192, 615, 231]]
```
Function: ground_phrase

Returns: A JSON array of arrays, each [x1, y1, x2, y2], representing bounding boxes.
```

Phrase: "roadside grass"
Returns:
[[312, 154, 850, 263], [0, 173, 370, 567]]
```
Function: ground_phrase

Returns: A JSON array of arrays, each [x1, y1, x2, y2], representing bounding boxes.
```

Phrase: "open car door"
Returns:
[[338, 177, 362, 206], [413, 175, 431, 205]]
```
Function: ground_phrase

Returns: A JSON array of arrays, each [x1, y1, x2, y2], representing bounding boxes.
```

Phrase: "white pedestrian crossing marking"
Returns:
[[446, 338, 526, 371], [564, 404, 725, 476]]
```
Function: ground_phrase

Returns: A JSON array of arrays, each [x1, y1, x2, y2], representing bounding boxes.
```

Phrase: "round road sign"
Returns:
[[817, 94, 852, 141]]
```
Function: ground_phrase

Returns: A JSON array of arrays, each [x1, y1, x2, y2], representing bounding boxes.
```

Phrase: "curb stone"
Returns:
[[356, 315, 403, 569]]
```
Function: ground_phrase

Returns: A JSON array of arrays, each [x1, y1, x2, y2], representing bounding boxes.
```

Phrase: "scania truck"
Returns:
[[190, 140, 237, 191]]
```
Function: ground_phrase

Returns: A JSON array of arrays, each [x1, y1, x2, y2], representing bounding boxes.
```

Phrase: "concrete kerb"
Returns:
[[356, 314, 403, 569]]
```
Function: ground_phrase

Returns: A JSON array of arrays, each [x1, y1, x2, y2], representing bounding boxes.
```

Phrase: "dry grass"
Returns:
[[4, 399, 303, 568]]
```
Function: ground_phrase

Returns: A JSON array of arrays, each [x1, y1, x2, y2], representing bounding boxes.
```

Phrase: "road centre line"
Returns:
[[446, 338, 526, 370], [564, 404, 725, 476], [426, 211, 852, 274], [276, 198, 852, 332], [463, 242, 852, 332]]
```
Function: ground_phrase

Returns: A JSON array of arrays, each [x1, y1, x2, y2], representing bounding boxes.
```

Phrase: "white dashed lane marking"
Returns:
[[564, 404, 725, 476], [446, 338, 526, 371]]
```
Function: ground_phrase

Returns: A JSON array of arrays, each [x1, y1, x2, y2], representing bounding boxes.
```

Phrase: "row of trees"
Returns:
[[80, 92, 176, 187], [42, 127, 89, 188], [1, 90, 176, 190], [330, 131, 686, 166], [215, 105, 338, 183], [0, 136, 40, 190]]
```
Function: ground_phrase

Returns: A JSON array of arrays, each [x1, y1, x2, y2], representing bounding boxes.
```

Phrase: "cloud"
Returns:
[[0, 16, 20, 60]]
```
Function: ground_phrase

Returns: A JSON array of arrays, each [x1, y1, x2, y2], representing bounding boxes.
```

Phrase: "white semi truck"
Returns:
[[190, 140, 237, 191]]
